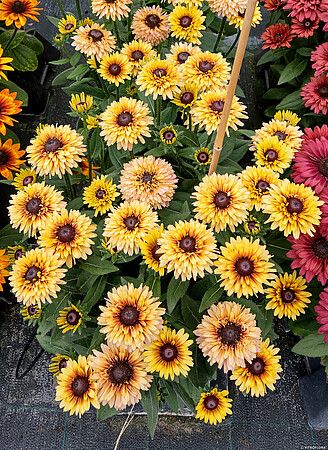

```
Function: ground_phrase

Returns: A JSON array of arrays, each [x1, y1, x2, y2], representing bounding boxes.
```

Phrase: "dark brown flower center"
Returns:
[[145, 14, 161, 29], [95, 189, 106, 199], [59, 358, 68, 370], [247, 220, 258, 231], [153, 67, 167, 77], [177, 51, 190, 63], [119, 305, 139, 326], [181, 91, 194, 105], [179, 235, 196, 252], [163, 130, 176, 142], [197, 151, 209, 163], [199, 60, 214, 73], [319, 86, 328, 98], [203, 395, 219, 410], [89, 29, 104, 41], [108, 63, 121, 76], [66, 310, 81, 325], [246, 357, 265, 375], [0, 150, 9, 165], [265, 149, 278, 162], [256, 180, 270, 191], [25, 266, 40, 282], [117, 111, 133, 126], [180, 15, 192, 28], [12, 1, 25, 13], [65, 23, 74, 30], [281, 288, 295, 303], [124, 215, 139, 230], [26, 197, 41, 215], [142, 171, 153, 183], [14, 249, 23, 259], [235, 258, 254, 276], [109, 361, 133, 384], [44, 138, 62, 153], [23, 175, 34, 186], [211, 100, 225, 112], [214, 191, 230, 209], [71, 376, 89, 397], [318, 158, 328, 177], [131, 50, 144, 61], [286, 197, 304, 214], [57, 224, 76, 243], [151, 243, 161, 262], [160, 343, 178, 362], [27, 305, 37, 316], [312, 237, 328, 259], [219, 323, 242, 346], [274, 131, 286, 141]]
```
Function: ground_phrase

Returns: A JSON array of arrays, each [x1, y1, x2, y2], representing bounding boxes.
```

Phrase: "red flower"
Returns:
[[287, 230, 328, 285], [291, 16, 319, 38], [320, 192, 328, 239], [284, 0, 324, 21], [303, 124, 328, 143], [261, 23, 293, 50], [311, 43, 328, 76], [301, 74, 328, 115], [315, 288, 328, 343], [263, 0, 287, 11]]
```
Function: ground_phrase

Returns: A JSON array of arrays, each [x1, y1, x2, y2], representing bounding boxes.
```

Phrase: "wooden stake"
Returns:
[[208, 0, 258, 175]]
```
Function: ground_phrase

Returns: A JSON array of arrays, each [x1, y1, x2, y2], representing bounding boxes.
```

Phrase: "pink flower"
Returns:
[[301, 74, 328, 115], [287, 230, 328, 285], [315, 288, 328, 343], [311, 43, 328, 76], [284, 0, 325, 21], [303, 124, 328, 143], [291, 16, 319, 38], [320, 191, 328, 239], [261, 23, 293, 50], [291, 137, 328, 195]]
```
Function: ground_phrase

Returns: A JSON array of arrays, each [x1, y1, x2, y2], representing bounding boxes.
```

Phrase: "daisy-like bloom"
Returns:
[[72, 23, 116, 59], [287, 230, 328, 285], [9, 248, 66, 307], [195, 302, 262, 372], [190, 89, 248, 136], [261, 23, 293, 50], [262, 179, 323, 239], [98, 283, 165, 350], [159, 125, 177, 145], [86, 115, 99, 130], [303, 125, 328, 143], [194, 147, 212, 166], [58, 14, 77, 35], [172, 82, 198, 109], [57, 304, 83, 333], [263, 0, 286, 11], [131, 6, 169, 46], [169, 5, 205, 45], [26, 124, 86, 178], [119, 155, 178, 210], [49, 354, 70, 377], [56, 356, 100, 417], [274, 110, 300, 126], [183, 52, 230, 92], [0, 88, 22, 135], [254, 136, 295, 174], [38, 209, 97, 268], [140, 225, 165, 276], [91, 0, 132, 21], [265, 271, 311, 320], [121, 40, 156, 76], [284, 0, 325, 21], [312, 43, 328, 76], [215, 237, 276, 298], [136, 58, 181, 100], [301, 74, 328, 116], [8, 182, 66, 237], [0, 138, 24, 180], [0, 249, 9, 292], [252, 119, 303, 153], [231, 339, 282, 397], [98, 53, 132, 87], [144, 326, 193, 380], [103, 200, 158, 256], [0, 0, 41, 28], [291, 16, 319, 38], [0, 46, 13, 81], [75, 157, 99, 177], [69, 92, 93, 114], [227, 4, 262, 29], [244, 215, 261, 235], [320, 192, 328, 240], [20, 304, 41, 323], [315, 288, 328, 343], [6, 245, 25, 263], [166, 42, 201, 65], [90, 343, 151, 410], [196, 389, 232, 425], [12, 168, 37, 190], [192, 173, 251, 232], [207, 0, 247, 17], [240, 166, 279, 211], [100, 97, 153, 152], [158, 219, 217, 281], [83, 175, 118, 217]]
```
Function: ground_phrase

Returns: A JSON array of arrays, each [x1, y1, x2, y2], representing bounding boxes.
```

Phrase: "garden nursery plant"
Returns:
[[0, 0, 327, 440]]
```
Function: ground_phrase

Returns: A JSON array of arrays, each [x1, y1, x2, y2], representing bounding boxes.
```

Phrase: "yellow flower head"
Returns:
[[166, 41, 201, 65], [98, 53, 132, 86], [194, 147, 212, 166], [121, 40, 156, 76], [253, 136, 294, 173], [252, 119, 303, 153], [0, 249, 9, 292], [140, 225, 165, 276], [0, 46, 14, 81], [144, 326, 193, 380], [83, 175, 118, 217], [0, 138, 25, 180], [20, 304, 42, 322], [12, 168, 37, 190], [0, 88, 22, 135], [169, 5, 206, 45], [57, 304, 83, 334], [240, 165, 280, 211], [159, 125, 178, 145], [207, 0, 247, 17], [274, 110, 301, 126], [243, 215, 261, 235], [0, 0, 41, 29], [78, 17, 94, 27], [7, 245, 25, 263], [227, 3, 262, 29], [196, 389, 232, 425], [131, 6, 169, 46], [262, 179, 323, 239], [58, 14, 77, 34], [172, 81, 198, 108], [72, 23, 116, 59], [49, 354, 70, 377], [91, 0, 132, 21], [86, 115, 99, 130], [69, 92, 93, 113]]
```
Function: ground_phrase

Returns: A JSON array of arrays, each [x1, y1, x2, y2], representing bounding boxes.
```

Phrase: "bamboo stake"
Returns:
[[208, 0, 258, 175]]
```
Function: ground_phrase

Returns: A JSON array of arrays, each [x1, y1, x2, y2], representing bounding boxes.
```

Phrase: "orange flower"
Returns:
[[0, 139, 24, 179], [0, 0, 41, 28], [0, 249, 10, 292], [0, 89, 22, 135]]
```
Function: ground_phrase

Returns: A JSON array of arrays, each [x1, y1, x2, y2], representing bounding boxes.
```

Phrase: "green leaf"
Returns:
[[166, 277, 189, 313], [263, 87, 291, 100], [289, 318, 319, 338], [0, 30, 25, 50], [23, 34, 44, 55], [171, 382, 195, 411], [141, 383, 159, 439], [97, 405, 117, 421], [278, 59, 308, 85], [276, 90, 302, 110], [0, 79, 28, 106], [67, 64, 90, 80], [52, 67, 75, 86], [145, 273, 161, 298], [0, 224, 26, 247], [257, 49, 285, 66], [49, 58, 70, 66], [292, 334, 328, 358], [70, 52, 81, 67], [81, 276, 107, 311], [181, 295, 200, 331], [297, 47, 312, 57], [67, 197, 83, 211], [199, 285, 223, 312], [11, 44, 38, 72], [80, 256, 119, 276], [46, 15, 60, 27]]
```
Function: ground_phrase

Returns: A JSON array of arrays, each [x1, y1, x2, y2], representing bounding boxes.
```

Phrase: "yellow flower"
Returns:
[[231, 339, 282, 397], [100, 97, 153, 151], [7, 245, 25, 263], [121, 40, 156, 76], [196, 389, 232, 425], [215, 237, 276, 298], [190, 89, 247, 135], [20, 304, 42, 322], [0, 138, 25, 180], [144, 326, 193, 380], [12, 168, 37, 190], [169, 5, 205, 45], [167, 0, 203, 6], [78, 17, 94, 27], [252, 119, 303, 152], [227, 3, 262, 29], [98, 53, 132, 86], [253, 136, 295, 173], [192, 173, 251, 232], [265, 271, 311, 320], [158, 219, 217, 281], [172, 81, 198, 108], [72, 23, 116, 59], [166, 41, 201, 65], [26, 124, 86, 178], [136, 58, 181, 100], [57, 304, 83, 333], [0, 0, 41, 29], [49, 354, 70, 377], [91, 0, 132, 21], [86, 115, 99, 130], [0, 46, 13, 81], [0, 88, 22, 135], [8, 182, 66, 237], [58, 14, 77, 34], [274, 110, 301, 126], [194, 147, 212, 166], [131, 6, 169, 46], [69, 92, 93, 113], [119, 155, 178, 210], [243, 215, 261, 235], [159, 125, 178, 145], [103, 200, 159, 256], [140, 225, 165, 276], [38, 209, 97, 268], [9, 248, 66, 307], [207, 0, 247, 18], [98, 283, 165, 350], [240, 165, 280, 211], [0, 249, 9, 292], [195, 301, 262, 372], [83, 175, 118, 216], [55, 355, 100, 417], [262, 179, 323, 239]]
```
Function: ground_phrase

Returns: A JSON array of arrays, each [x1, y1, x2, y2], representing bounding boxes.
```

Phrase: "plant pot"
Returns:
[[299, 367, 328, 430]]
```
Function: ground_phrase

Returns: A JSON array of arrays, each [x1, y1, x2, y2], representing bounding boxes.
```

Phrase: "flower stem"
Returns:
[[56, 0, 66, 18], [87, 143, 93, 184], [113, 21, 121, 47], [155, 97, 162, 127], [214, 17, 227, 53], [224, 30, 241, 58], [188, 112, 192, 131], [64, 173, 74, 199], [75, 0, 83, 20], [3, 28, 17, 55]]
